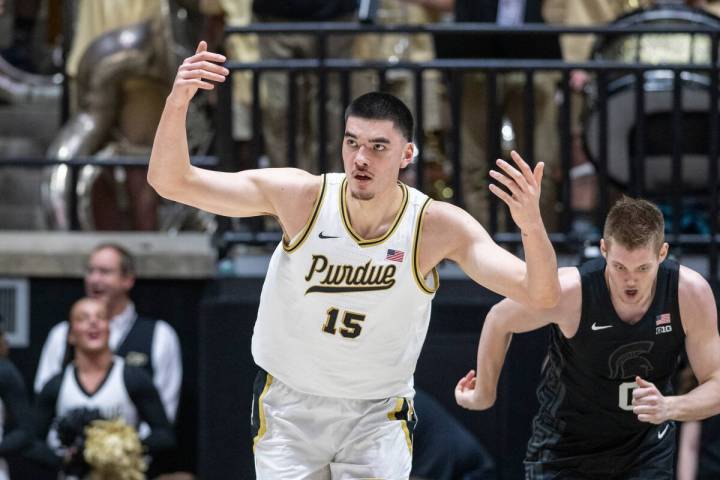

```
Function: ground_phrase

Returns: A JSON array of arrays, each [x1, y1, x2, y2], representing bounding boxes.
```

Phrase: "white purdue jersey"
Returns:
[[48, 356, 139, 448], [252, 173, 439, 399]]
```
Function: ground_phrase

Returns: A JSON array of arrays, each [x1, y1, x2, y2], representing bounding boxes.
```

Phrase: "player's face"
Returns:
[[342, 116, 413, 201], [84, 248, 134, 308], [601, 238, 668, 305], [69, 299, 110, 353]]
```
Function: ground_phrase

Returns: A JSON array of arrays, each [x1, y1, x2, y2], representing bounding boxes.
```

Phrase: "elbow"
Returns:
[[530, 282, 561, 309], [147, 166, 184, 201], [146, 167, 168, 197]]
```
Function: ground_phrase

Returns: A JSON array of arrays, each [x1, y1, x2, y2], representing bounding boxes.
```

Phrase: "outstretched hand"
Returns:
[[169, 41, 228, 107], [488, 150, 544, 232], [632, 376, 672, 424]]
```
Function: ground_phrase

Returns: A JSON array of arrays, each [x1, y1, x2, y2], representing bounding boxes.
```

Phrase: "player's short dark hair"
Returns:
[[344, 92, 414, 142], [90, 243, 136, 276], [604, 196, 665, 251]]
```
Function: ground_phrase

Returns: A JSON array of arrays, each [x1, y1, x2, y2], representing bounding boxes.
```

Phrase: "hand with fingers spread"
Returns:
[[488, 150, 545, 232], [169, 41, 228, 108], [632, 376, 674, 424], [454, 370, 495, 411]]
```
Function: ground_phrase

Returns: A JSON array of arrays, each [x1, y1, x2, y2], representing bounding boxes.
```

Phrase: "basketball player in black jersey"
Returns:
[[455, 197, 720, 479]]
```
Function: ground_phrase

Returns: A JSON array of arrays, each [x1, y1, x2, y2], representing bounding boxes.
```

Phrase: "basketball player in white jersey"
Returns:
[[148, 41, 561, 479]]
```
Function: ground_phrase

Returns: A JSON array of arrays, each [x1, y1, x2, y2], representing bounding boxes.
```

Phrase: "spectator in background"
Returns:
[[354, 0, 450, 195], [0, 317, 33, 480], [31, 297, 174, 477], [432, 0, 562, 230], [34, 243, 182, 428], [252, 0, 358, 173]]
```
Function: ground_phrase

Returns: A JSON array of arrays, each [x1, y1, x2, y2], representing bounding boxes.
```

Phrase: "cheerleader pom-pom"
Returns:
[[84, 418, 146, 480]]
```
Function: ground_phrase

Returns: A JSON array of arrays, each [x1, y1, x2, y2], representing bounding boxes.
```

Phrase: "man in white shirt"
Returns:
[[34, 243, 182, 424]]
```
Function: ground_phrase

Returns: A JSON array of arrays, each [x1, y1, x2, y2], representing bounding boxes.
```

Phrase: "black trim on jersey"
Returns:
[[73, 360, 115, 398], [250, 370, 265, 441], [412, 197, 439, 294], [283, 174, 327, 253], [340, 178, 409, 247], [251, 369, 273, 452]]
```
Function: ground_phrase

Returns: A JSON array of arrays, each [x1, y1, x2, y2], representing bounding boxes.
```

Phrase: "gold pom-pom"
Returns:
[[83, 418, 146, 480]]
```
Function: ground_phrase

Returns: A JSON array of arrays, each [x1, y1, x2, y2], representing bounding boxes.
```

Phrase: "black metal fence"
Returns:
[[219, 21, 720, 282], [1, 21, 719, 282]]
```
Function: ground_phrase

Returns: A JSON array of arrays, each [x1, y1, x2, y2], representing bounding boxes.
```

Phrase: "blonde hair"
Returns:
[[603, 196, 665, 251]]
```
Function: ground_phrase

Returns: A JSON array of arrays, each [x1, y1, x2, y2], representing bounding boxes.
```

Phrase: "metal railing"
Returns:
[[1, 21, 718, 281], [217, 21, 720, 282]]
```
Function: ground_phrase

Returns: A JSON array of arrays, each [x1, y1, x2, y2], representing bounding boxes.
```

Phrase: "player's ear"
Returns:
[[400, 142, 414, 169], [658, 242, 669, 261], [600, 238, 608, 258]]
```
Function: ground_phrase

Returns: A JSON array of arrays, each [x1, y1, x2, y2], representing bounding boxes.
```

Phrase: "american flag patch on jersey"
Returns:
[[656, 313, 671, 325], [386, 249, 405, 262]]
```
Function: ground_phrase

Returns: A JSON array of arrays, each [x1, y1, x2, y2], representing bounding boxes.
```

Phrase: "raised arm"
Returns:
[[455, 267, 580, 410], [147, 41, 320, 234], [633, 266, 720, 423], [420, 151, 560, 307]]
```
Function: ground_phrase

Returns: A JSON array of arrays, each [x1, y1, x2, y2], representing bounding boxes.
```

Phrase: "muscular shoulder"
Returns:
[[538, 267, 581, 320], [558, 267, 582, 308], [678, 265, 712, 300], [678, 265, 716, 332], [421, 200, 490, 258], [270, 170, 324, 238]]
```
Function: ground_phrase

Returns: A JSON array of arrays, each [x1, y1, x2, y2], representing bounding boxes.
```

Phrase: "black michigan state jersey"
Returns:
[[526, 258, 685, 477]]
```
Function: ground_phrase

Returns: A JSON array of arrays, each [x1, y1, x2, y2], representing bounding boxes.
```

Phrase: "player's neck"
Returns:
[[345, 183, 404, 239], [607, 281, 657, 324]]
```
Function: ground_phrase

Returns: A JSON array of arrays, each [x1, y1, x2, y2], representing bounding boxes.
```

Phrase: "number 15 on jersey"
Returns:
[[322, 307, 366, 339]]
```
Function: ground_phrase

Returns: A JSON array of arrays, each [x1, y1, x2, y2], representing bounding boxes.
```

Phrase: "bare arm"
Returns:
[[455, 268, 581, 410], [677, 420, 701, 480], [147, 41, 320, 235], [420, 151, 560, 308], [633, 266, 720, 423]]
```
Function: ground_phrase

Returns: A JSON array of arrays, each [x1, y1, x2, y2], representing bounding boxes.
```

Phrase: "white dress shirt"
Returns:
[[34, 302, 182, 422]]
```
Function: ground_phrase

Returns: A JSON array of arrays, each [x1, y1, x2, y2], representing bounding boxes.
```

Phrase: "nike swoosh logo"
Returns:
[[658, 424, 670, 440], [591, 322, 613, 331], [318, 232, 340, 239]]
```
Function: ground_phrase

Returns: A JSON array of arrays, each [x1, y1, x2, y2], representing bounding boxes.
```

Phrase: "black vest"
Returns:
[[115, 316, 156, 378], [528, 258, 684, 452]]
